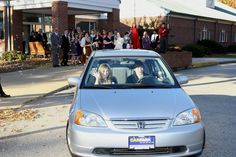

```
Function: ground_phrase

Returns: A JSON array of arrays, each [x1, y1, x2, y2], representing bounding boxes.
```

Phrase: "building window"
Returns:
[[219, 30, 227, 42], [199, 27, 210, 40], [0, 12, 4, 39], [76, 22, 96, 32]]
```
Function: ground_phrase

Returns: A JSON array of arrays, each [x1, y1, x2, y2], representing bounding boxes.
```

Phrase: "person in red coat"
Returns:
[[158, 23, 169, 53], [130, 24, 141, 49]]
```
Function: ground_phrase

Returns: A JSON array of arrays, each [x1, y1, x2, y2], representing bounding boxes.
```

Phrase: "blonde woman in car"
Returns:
[[93, 63, 117, 85]]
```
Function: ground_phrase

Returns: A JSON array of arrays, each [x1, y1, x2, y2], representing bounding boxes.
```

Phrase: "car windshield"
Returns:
[[81, 56, 178, 89]]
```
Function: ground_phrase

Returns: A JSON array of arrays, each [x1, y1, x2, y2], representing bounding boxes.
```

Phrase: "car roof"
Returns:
[[92, 49, 161, 57]]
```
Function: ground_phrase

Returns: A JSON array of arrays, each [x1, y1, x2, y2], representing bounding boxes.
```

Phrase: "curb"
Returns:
[[191, 61, 219, 68], [218, 60, 236, 64], [191, 60, 236, 69]]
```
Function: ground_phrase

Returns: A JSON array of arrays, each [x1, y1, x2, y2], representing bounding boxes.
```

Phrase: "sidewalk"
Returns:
[[192, 57, 236, 68], [0, 65, 83, 110], [1, 57, 236, 110]]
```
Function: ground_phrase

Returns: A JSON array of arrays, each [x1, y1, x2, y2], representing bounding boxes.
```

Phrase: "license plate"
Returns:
[[128, 136, 155, 150]]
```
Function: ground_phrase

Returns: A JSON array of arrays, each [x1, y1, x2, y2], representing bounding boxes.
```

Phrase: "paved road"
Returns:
[[179, 63, 236, 157], [1, 63, 236, 157]]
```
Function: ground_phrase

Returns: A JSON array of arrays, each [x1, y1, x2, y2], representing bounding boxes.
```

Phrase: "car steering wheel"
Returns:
[[137, 76, 157, 84]]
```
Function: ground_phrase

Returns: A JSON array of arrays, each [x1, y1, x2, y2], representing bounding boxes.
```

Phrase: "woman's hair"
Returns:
[[143, 31, 148, 38], [132, 23, 136, 28], [98, 63, 112, 82]]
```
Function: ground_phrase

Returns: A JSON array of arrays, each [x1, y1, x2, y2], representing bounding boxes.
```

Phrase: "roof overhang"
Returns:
[[147, 0, 236, 23], [1, 0, 120, 15], [21, 8, 108, 15]]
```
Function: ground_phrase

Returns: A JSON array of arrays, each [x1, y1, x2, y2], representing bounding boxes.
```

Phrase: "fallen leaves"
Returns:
[[0, 109, 40, 122], [11, 128, 23, 133], [0, 59, 51, 73]]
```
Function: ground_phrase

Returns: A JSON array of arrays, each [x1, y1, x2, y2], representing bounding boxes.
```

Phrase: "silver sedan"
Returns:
[[66, 49, 205, 157]]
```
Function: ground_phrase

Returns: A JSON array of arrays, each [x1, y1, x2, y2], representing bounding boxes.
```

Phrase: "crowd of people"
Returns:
[[0, 23, 169, 98], [32, 23, 169, 67]]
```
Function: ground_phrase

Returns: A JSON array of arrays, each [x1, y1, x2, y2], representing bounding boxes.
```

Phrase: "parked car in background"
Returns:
[[66, 49, 205, 157]]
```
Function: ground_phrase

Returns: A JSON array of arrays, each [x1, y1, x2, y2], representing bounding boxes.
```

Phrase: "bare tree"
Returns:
[[219, 0, 236, 8]]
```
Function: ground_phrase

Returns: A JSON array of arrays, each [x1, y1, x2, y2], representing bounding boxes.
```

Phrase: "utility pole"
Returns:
[[6, 0, 11, 51], [133, 0, 136, 24], [1, 0, 12, 51]]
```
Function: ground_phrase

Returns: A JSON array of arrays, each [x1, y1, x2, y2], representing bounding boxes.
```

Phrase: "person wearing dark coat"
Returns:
[[51, 28, 61, 67], [93, 32, 103, 50], [61, 30, 70, 66], [103, 31, 115, 49], [37, 29, 48, 49], [126, 61, 146, 83], [138, 25, 144, 49], [29, 31, 38, 42]]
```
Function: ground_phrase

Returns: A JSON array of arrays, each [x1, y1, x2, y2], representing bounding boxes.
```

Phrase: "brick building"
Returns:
[[1, 0, 235, 55], [0, 0, 120, 54], [120, 0, 236, 47]]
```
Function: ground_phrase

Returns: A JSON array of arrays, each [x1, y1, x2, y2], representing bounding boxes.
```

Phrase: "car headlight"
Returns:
[[74, 110, 107, 127], [173, 108, 201, 126]]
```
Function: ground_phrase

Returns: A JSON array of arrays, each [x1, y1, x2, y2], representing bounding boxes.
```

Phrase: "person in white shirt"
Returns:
[[80, 32, 92, 64], [151, 30, 159, 50], [123, 31, 131, 49], [114, 32, 124, 50]]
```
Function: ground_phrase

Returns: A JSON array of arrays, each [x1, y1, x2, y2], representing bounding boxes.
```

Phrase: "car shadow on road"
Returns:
[[0, 93, 43, 108], [22, 93, 74, 110], [0, 125, 65, 140]]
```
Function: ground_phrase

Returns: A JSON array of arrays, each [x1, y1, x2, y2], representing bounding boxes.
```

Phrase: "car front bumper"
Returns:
[[67, 122, 205, 157]]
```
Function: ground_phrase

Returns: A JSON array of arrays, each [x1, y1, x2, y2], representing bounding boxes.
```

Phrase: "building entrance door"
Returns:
[[23, 24, 30, 54], [23, 23, 42, 54]]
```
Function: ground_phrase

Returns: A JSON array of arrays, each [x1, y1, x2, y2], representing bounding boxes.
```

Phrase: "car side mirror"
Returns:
[[175, 75, 188, 85], [68, 77, 81, 86]]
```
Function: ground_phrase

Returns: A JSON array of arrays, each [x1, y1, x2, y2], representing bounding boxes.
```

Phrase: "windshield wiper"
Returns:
[[83, 85, 113, 89], [127, 84, 174, 88], [82, 84, 174, 89]]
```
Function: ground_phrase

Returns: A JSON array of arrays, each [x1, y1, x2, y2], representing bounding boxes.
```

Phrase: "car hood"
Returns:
[[79, 89, 195, 120]]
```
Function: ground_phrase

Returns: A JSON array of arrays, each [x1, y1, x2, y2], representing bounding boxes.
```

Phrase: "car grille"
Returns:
[[111, 119, 170, 130], [93, 146, 187, 155]]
